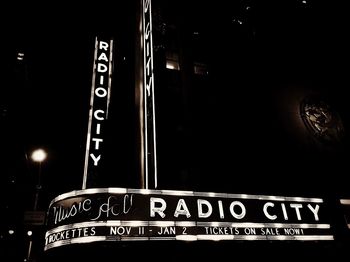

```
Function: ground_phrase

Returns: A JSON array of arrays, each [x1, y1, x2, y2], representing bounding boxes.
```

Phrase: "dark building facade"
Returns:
[[1, 0, 350, 261]]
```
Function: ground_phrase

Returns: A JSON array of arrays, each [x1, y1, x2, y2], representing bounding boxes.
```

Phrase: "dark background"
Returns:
[[1, 0, 349, 261]]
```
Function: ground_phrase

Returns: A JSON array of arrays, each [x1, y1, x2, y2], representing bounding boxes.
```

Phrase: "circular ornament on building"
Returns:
[[300, 97, 344, 144]]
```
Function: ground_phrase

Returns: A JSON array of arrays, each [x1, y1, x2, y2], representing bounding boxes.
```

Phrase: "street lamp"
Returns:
[[26, 148, 47, 261], [31, 148, 47, 163], [30, 148, 47, 211]]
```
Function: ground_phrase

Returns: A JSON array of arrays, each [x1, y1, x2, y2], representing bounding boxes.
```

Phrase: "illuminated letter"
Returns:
[[99, 75, 104, 85], [307, 204, 320, 221], [97, 63, 108, 73], [174, 199, 191, 218], [229, 201, 246, 219], [90, 153, 101, 166], [218, 200, 224, 219], [96, 123, 101, 135], [150, 197, 166, 218], [98, 52, 108, 62], [263, 202, 277, 220], [82, 199, 92, 211], [145, 57, 151, 77], [145, 75, 153, 97], [69, 205, 77, 217], [95, 87, 107, 98], [90, 227, 96, 236], [197, 199, 213, 218], [144, 0, 150, 13], [99, 41, 109, 51], [290, 204, 303, 220], [281, 203, 288, 220], [146, 41, 150, 57], [94, 109, 105, 120], [92, 138, 103, 150], [145, 23, 150, 40]]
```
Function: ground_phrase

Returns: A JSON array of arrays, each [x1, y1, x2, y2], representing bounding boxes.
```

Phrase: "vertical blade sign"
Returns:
[[143, 0, 158, 189], [82, 38, 114, 189]]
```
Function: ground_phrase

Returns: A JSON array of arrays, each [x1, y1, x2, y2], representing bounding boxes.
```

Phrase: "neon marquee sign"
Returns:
[[44, 188, 334, 250]]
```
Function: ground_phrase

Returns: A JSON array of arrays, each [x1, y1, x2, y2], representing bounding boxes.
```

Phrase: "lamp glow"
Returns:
[[31, 149, 47, 162]]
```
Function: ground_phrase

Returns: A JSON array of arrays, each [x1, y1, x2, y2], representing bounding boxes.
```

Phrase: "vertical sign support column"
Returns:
[[82, 37, 114, 189], [141, 0, 158, 189]]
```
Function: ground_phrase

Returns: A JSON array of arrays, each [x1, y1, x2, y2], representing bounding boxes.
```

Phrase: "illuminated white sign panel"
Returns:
[[142, 0, 158, 189], [82, 38, 114, 189], [340, 199, 350, 229], [44, 188, 333, 250]]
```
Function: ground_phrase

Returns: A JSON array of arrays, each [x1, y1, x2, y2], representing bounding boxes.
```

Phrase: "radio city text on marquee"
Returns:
[[44, 188, 333, 249]]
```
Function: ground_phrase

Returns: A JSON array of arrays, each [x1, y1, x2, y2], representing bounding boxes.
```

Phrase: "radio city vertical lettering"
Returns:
[[82, 38, 114, 189]]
